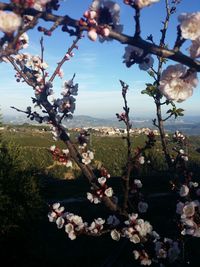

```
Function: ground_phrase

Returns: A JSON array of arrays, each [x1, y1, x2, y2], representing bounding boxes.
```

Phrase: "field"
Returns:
[[1, 124, 200, 267]]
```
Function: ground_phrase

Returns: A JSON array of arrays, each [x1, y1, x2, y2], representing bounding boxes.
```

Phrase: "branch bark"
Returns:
[[0, 2, 200, 71]]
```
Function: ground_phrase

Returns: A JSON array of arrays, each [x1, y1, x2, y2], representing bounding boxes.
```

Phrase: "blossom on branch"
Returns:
[[123, 45, 154, 70], [83, 0, 123, 42], [159, 64, 198, 102], [87, 176, 114, 204], [82, 150, 94, 165], [17, 33, 29, 50], [135, 0, 159, 9]]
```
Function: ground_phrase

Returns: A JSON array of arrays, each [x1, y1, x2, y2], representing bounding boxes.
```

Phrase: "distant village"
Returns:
[[0, 124, 170, 137], [69, 126, 162, 136]]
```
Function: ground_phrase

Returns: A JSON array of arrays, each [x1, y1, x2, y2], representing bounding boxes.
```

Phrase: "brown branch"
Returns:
[[134, 6, 141, 37], [6, 56, 35, 87], [108, 31, 200, 71], [0, 2, 200, 71], [153, 0, 173, 169], [49, 35, 82, 83]]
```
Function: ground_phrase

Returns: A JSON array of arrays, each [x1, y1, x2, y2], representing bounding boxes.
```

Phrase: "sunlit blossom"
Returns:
[[0, 11, 21, 33], [159, 64, 198, 102], [179, 12, 200, 40], [135, 0, 159, 9]]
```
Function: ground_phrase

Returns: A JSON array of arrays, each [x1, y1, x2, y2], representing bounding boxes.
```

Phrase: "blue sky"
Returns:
[[0, 0, 200, 118]]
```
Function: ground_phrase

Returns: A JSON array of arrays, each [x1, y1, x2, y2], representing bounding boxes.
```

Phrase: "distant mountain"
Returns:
[[3, 114, 200, 135]]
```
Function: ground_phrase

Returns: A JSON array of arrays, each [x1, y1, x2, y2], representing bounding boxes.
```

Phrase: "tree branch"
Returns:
[[0, 2, 200, 71]]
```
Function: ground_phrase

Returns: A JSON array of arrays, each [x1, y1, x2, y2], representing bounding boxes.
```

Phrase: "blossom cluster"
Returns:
[[159, 11, 200, 102], [48, 203, 116, 240], [176, 180, 200, 238], [87, 176, 114, 204], [123, 45, 154, 71], [14, 53, 49, 94], [11, 0, 58, 11], [178, 12, 200, 59], [49, 145, 72, 167], [173, 130, 186, 145], [159, 64, 198, 102], [54, 77, 78, 115], [154, 238, 180, 264], [76, 135, 94, 165], [80, 0, 123, 42]]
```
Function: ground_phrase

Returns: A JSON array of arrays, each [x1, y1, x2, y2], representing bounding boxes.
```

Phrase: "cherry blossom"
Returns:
[[178, 12, 200, 40], [123, 45, 154, 70], [32, 0, 52, 11], [135, 0, 159, 9], [88, 218, 105, 234], [84, 0, 123, 42], [189, 37, 200, 59], [0, 11, 21, 33], [179, 184, 189, 197], [17, 33, 29, 50], [138, 156, 145, 164], [81, 150, 94, 165], [111, 229, 121, 241], [159, 64, 198, 102]]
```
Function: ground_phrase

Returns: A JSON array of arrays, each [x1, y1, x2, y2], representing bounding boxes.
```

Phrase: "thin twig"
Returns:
[[48, 35, 82, 83]]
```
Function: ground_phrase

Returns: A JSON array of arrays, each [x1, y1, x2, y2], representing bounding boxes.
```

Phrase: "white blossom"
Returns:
[[179, 185, 189, 197], [82, 150, 94, 165], [104, 187, 113, 197], [50, 145, 56, 151], [56, 217, 65, 229], [52, 202, 61, 210], [111, 229, 121, 241], [138, 156, 145, 164], [130, 234, 140, 243], [159, 64, 198, 102], [178, 12, 200, 40], [135, 0, 160, 9], [133, 250, 140, 260], [189, 37, 200, 58], [62, 149, 69, 155], [65, 223, 74, 234], [0, 11, 21, 33], [134, 179, 143, 188], [48, 211, 57, 222], [18, 33, 29, 49], [33, 0, 51, 11], [182, 202, 196, 218], [98, 176, 107, 185]]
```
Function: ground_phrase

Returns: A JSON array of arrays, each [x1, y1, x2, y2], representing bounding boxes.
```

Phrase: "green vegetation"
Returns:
[[1, 124, 200, 266]]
